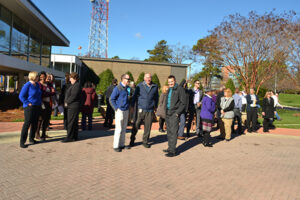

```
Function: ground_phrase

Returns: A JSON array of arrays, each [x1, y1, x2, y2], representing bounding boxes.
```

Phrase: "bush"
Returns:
[[225, 78, 235, 94], [136, 72, 145, 85], [96, 69, 115, 95], [152, 73, 161, 89]]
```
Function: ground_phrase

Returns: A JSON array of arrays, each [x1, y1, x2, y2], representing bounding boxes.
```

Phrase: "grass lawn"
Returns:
[[13, 108, 103, 122], [279, 93, 300, 108], [258, 109, 300, 129]]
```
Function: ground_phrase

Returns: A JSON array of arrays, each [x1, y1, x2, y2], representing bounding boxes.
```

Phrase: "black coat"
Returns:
[[262, 97, 275, 118], [165, 83, 186, 116], [59, 83, 71, 105], [65, 81, 82, 108]]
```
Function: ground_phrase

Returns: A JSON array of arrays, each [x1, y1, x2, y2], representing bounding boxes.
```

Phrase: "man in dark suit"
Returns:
[[163, 75, 186, 157]]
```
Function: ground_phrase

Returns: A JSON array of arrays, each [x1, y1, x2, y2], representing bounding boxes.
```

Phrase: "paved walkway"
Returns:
[[1, 117, 300, 200]]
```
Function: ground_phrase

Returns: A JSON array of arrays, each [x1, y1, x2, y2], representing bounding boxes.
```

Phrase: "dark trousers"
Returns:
[[178, 113, 186, 137], [20, 106, 41, 145], [67, 106, 80, 140], [130, 110, 153, 144], [82, 112, 92, 130], [63, 107, 68, 130], [203, 131, 211, 145], [159, 117, 165, 130], [36, 102, 52, 138], [247, 107, 258, 131], [231, 108, 242, 134], [104, 101, 114, 126], [186, 108, 202, 134], [263, 118, 271, 132], [166, 112, 179, 154]]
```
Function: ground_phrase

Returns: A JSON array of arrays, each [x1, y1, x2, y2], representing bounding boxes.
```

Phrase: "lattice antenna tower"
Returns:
[[88, 0, 109, 58]]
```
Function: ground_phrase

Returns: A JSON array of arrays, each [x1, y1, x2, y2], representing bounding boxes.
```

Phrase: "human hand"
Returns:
[[262, 112, 265, 116]]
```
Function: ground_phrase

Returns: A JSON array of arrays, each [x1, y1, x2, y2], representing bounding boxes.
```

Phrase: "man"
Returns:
[[186, 80, 203, 137], [177, 79, 189, 140], [129, 73, 159, 148], [231, 88, 243, 134], [163, 75, 186, 157], [104, 79, 118, 128], [246, 88, 259, 133], [59, 72, 71, 130], [109, 74, 131, 152]]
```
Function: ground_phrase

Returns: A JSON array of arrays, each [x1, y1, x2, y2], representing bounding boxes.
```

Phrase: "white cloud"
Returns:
[[135, 32, 142, 39]]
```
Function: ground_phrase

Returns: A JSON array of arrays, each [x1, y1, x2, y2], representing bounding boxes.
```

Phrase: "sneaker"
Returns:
[[165, 152, 176, 157], [113, 148, 122, 152], [143, 143, 151, 148]]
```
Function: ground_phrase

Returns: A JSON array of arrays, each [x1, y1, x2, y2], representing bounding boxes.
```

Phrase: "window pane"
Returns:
[[29, 28, 41, 65], [41, 44, 50, 67], [0, 5, 11, 55], [11, 14, 29, 61]]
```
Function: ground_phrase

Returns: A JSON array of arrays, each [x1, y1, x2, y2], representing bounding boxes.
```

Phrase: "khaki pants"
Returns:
[[113, 109, 129, 148], [221, 118, 233, 140], [241, 112, 247, 126]]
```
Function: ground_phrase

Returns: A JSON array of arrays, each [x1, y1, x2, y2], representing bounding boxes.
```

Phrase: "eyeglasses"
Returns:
[[124, 78, 130, 80]]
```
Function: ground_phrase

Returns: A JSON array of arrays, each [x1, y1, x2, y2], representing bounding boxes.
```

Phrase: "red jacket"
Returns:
[[81, 88, 96, 114]]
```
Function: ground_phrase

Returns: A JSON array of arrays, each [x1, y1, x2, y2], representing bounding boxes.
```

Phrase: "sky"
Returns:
[[32, 0, 300, 73]]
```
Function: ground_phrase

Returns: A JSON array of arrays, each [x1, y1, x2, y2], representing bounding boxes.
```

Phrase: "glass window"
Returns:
[[0, 5, 11, 55], [41, 44, 50, 67], [29, 28, 41, 65], [11, 14, 29, 61]]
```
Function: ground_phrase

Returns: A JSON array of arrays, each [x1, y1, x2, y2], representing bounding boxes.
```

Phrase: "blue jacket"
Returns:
[[109, 83, 129, 111], [19, 81, 42, 108], [132, 81, 158, 111]]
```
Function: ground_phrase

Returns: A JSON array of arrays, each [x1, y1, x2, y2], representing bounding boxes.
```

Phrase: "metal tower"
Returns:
[[88, 0, 109, 58]]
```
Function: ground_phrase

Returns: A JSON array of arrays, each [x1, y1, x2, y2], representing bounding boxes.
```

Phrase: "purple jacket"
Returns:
[[200, 95, 216, 121]]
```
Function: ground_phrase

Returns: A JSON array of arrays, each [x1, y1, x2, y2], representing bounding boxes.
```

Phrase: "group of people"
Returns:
[[19, 71, 283, 157], [19, 71, 96, 148]]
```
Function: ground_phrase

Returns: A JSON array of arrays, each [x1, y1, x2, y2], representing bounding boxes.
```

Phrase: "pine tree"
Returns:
[[97, 69, 115, 95], [225, 78, 235, 94], [152, 73, 161, 89], [136, 72, 145, 85], [145, 40, 172, 63]]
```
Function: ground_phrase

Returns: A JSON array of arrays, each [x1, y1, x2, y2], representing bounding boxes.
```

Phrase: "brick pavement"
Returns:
[[0, 127, 300, 200]]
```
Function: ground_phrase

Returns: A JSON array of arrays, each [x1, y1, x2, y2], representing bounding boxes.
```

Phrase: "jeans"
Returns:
[[177, 113, 186, 137], [82, 112, 93, 130]]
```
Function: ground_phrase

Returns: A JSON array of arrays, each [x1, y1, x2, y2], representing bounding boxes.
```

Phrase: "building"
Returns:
[[0, 0, 69, 92], [80, 57, 188, 87], [51, 54, 82, 74]]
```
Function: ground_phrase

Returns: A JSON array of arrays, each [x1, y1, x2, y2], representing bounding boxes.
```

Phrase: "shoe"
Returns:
[[247, 130, 252, 133], [225, 139, 230, 142], [159, 128, 165, 133], [216, 136, 224, 140], [113, 148, 122, 152], [129, 141, 135, 147], [165, 152, 176, 157], [120, 146, 131, 150], [263, 130, 269, 133], [203, 143, 213, 147], [29, 140, 37, 145], [143, 143, 151, 148], [186, 133, 190, 138], [177, 136, 185, 140], [103, 123, 108, 127], [162, 149, 169, 153], [20, 144, 28, 148], [61, 138, 75, 143]]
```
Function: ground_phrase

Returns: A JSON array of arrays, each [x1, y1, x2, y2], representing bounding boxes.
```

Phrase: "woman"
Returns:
[[262, 91, 275, 132], [219, 88, 235, 141], [156, 85, 169, 133], [62, 72, 81, 142], [81, 82, 96, 130], [200, 88, 216, 147], [35, 71, 55, 141], [19, 71, 42, 148]]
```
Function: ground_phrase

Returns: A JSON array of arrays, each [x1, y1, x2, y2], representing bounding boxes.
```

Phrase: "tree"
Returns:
[[193, 35, 223, 87], [211, 11, 298, 94], [152, 73, 161, 89], [145, 40, 172, 62], [126, 71, 134, 83], [136, 72, 145, 85], [169, 42, 192, 64], [225, 78, 235, 94], [97, 69, 115, 94], [111, 56, 120, 59]]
